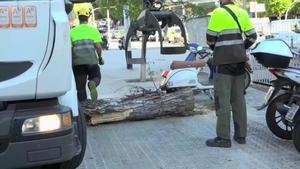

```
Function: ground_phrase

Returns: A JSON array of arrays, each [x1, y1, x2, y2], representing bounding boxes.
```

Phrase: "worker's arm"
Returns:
[[95, 43, 102, 57], [95, 43, 104, 65], [243, 13, 257, 49], [244, 29, 257, 49], [206, 9, 221, 50], [92, 28, 104, 65], [206, 30, 218, 50]]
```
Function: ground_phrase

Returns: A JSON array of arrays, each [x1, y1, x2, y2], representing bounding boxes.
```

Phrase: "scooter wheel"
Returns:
[[266, 93, 293, 140], [293, 122, 300, 153]]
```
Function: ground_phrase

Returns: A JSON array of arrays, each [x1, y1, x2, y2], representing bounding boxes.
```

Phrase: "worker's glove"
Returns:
[[99, 57, 104, 65]]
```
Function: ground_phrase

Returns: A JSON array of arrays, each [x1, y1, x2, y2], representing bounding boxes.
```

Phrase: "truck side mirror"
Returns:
[[65, 0, 73, 14]]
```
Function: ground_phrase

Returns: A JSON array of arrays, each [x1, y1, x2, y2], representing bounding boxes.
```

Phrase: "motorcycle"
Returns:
[[102, 35, 109, 50], [119, 37, 125, 50], [251, 39, 300, 153], [160, 43, 252, 98]]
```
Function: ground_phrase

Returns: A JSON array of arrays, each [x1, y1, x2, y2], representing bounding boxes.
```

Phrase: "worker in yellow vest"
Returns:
[[206, 0, 257, 148], [70, 7, 104, 102]]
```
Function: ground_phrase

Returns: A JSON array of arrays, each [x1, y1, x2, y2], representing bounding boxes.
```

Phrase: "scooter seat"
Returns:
[[170, 61, 206, 70]]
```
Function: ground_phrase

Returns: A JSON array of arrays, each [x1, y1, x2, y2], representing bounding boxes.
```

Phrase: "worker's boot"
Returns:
[[88, 81, 98, 101], [233, 136, 246, 144], [206, 137, 231, 148]]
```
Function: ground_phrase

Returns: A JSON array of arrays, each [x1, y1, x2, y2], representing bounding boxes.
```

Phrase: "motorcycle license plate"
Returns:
[[286, 104, 299, 122], [264, 87, 275, 103]]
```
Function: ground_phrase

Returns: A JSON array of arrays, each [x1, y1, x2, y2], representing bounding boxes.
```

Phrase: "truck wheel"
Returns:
[[44, 107, 87, 169], [62, 106, 87, 168], [293, 122, 300, 154], [266, 93, 293, 140]]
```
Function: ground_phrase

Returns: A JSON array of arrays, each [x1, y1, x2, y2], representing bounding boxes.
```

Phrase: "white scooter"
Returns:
[[160, 43, 251, 98]]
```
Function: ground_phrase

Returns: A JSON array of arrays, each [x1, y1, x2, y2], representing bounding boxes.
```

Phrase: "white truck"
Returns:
[[0, 0, 91, 168]]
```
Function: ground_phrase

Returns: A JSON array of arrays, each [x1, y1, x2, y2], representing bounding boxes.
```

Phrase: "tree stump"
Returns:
[[81, 88, 195, 125]]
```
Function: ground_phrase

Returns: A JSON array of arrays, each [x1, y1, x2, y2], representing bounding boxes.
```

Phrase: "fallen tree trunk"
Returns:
[[81, 88, 195, 125]]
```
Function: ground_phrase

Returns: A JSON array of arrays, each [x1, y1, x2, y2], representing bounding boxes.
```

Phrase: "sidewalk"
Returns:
[[97, 46, 187, 99], [80, 49, 300, 169]]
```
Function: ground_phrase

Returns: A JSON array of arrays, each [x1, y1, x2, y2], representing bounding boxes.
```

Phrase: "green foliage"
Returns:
[[93, 0, 143, 21], [92, 0, 297, 21], [184, 2, 216, 17], [288, 1, 300, 18], [236, 0, 294, 18], [266, 0, 291, 17], [235, 0, 243, 8]]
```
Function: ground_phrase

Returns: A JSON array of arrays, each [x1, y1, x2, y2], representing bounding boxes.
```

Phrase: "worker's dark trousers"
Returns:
[[73, 64, 101, 102], [214, 73, 247, 140]]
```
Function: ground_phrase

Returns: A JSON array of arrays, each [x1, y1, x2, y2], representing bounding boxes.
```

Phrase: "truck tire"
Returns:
[[293, 122, 300, 154], [61, 106, 87, 169], [43, 107, 87, 169], [266, 93, 293, 140]]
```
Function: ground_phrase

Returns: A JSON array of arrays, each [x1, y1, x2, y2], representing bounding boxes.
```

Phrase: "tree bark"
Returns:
[[81, 89, 195, 125]]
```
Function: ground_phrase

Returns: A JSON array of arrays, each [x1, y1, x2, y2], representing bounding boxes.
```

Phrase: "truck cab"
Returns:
[[0, 0, 90, 168]]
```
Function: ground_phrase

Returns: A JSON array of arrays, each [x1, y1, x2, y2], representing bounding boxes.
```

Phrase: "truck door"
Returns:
[[0, 0, 50, 101]]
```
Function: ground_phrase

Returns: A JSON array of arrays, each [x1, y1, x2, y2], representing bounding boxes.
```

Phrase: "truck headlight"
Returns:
[[22, 112, 72, 135]]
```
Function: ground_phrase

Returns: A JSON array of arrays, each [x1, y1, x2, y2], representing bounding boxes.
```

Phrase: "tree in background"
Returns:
[[234, 0, 243, 7], [287, 0, 300, 18], [93, 0, 143, 21], [266, 0, 291, 18], [184, 2, 215, 17], [235, 0, 294, 19], [92, 0, 298, 21], [93, 0, 216, 21]]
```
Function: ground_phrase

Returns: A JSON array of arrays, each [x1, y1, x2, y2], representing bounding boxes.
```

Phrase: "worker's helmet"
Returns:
[[77, 7, 91, 17]]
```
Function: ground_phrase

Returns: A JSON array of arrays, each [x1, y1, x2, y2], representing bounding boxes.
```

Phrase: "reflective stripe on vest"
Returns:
[[73, 40, 94, 49], [207, 4, 256, 65], [215, 39, 244, 47], [72, 39, 98, 65]]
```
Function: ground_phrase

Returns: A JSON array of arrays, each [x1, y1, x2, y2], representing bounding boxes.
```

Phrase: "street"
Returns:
[[79, 48, 300, 169]]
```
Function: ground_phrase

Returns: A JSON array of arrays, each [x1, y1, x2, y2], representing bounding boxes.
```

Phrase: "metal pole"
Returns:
[[243, 0, 247, 9], [285, 1, 298, 20], [92, 10, 95, 26], [107, 8, 111, 45], [140, 35, 148, 82], [92, 7, 100, 26], [182, 4, 185, 16], [123, 5, 130, 37], [126, 41, 133, 69]]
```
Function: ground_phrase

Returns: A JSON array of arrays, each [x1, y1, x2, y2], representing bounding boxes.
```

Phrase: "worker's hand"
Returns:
[[99, 57, 104, 65]]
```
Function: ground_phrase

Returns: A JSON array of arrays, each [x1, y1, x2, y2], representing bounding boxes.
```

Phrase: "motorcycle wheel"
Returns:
[[244, 70, 251, 90], [293, 122, 300, 153], [266, 93, 293, 140]]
